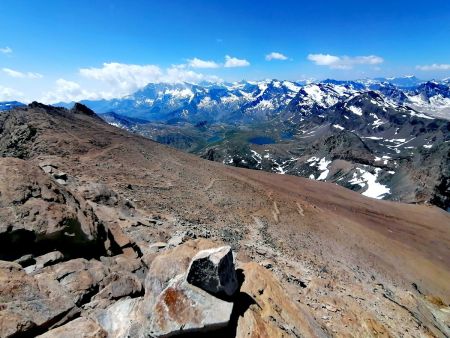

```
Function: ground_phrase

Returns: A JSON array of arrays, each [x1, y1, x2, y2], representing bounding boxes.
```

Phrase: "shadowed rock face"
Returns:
[[186, 246, 238, 297]]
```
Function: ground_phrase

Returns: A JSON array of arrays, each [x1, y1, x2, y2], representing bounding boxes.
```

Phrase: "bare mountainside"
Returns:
[[0, 103, 449, 337]]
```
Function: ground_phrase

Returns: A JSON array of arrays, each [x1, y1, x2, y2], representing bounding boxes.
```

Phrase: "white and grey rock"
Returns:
[[93, 297, 142, 338], [148, 274, 233, 337]]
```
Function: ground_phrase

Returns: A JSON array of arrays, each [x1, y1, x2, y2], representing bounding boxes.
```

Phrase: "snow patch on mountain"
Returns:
[[348, 105, 363, 116], [350, 168, 390, 199]]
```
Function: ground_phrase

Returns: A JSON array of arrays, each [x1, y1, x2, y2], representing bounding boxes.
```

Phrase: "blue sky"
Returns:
[[1, 0, 449, 102]]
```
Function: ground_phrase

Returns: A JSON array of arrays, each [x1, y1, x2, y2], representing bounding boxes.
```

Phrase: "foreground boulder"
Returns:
[[1, 232, 327, 338], [186, 245, 238, 296], [143, 239, 219, 313]]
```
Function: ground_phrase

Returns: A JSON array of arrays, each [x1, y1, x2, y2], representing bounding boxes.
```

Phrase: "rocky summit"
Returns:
[[0, 103, 449, 338]]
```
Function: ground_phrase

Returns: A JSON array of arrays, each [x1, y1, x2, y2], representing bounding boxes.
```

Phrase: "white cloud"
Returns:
[[265, 52, 288, 61], [41, 79, 106, 104], [224, 55, 250, 68], [0, 85, 24, 101], [2, 68, 43, 79], [187, 58, 219, 68], [80, 62, 163, 94], [416, 64, 450, 71], [79, 62, 219, 95], [307, 53, 384, 69], [41, 62, 221, 103], [0, 46, 12, 55], [165, 65, 219, 83]]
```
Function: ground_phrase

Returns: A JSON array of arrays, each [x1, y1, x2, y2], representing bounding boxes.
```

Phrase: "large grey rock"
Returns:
[[148, 274, 233, 337], [186, 245, 238, 296], [36, 317, 107, 338], [143, 239, 219, 316]]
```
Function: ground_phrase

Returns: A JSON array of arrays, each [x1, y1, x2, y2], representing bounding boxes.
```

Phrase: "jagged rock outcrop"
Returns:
[[0, 158, 114, 261]]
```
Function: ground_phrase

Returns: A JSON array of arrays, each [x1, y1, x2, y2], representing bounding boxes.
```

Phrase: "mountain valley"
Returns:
[[45, 77, 450, 211]]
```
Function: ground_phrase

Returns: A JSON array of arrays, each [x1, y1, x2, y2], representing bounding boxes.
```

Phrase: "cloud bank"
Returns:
[[416, 64, 450, 71], [308, 53, 383, 69], [40, 62, 221, 103], [2, 68, 43, 79], [187, 58, 220, 68], [0, 85, 24, 101]]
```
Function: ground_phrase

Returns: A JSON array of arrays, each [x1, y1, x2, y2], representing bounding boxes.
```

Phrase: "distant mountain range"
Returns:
[[53, 76, 450, 122], [0, 101, 26, 111]]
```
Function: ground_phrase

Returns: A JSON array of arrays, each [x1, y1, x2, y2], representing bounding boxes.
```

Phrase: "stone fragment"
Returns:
[[34, 258, 109, 306], [14, 254, 36, 267], [186, 245, 238, 296], [147, 242, 167, 254], [107, 222, 132, 249], [79, 182, 119, 206]]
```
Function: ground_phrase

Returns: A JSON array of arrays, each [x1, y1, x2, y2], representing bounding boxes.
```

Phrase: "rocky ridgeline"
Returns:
[[0, 156, 322, 337]]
